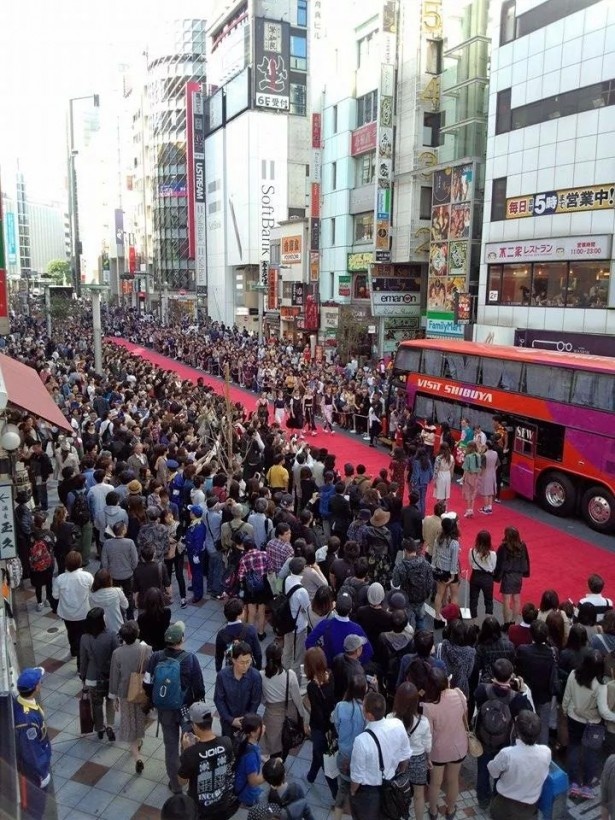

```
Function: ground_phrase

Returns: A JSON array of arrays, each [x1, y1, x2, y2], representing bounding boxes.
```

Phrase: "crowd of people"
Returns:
[[7, 306, 615, 820]]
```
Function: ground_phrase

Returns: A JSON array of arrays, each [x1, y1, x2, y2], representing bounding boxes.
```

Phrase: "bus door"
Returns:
[[510, 422, 537, 499]]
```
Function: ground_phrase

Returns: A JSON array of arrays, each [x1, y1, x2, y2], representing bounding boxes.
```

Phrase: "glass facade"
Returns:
[[487, 260, 610, 308], [148, 19, 206, 291]]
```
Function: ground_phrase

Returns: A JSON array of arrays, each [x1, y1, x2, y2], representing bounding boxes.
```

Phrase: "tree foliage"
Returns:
[[46, 259, 71, 284]]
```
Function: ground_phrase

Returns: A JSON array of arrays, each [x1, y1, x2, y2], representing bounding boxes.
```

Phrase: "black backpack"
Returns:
[[270, 585, 302, 636], [476, 685, 515, 750], [397, 558, 433, 604], [70, 491, 91, 527]]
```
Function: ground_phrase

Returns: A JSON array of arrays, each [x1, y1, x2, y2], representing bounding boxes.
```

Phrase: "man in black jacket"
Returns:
[[215, 598, 262, 672], [329, 483, 352, 543], [25, 441, 53, 511], [515, 619, 557, 745], [144, 621, 205, 794], [401, 490, 423, 542]]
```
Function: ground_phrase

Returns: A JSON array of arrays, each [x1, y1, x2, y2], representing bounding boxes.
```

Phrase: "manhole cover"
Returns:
[[46, 627, 59, 633]]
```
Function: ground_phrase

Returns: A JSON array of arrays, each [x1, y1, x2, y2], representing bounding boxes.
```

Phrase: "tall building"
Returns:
[[477, 0, 615, 354], [148, 19, 207, 295], [203, 0, 311, 331], [28, 200, 70, 274]]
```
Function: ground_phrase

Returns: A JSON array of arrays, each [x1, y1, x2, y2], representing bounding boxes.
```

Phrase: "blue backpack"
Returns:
[[151, 651, 188, 710]]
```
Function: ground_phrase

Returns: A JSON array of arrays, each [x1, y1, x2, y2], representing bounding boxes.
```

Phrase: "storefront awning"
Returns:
[[0, 355, 72, 432]]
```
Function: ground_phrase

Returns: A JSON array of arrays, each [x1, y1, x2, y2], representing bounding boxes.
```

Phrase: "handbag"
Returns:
[[79, 689, 94, 735], [460, 689, 483, 756], [281, 671, 305, 754], [365, 729, 413, 819], [582, 722, 606, 750], [127, 645, 149, 706]]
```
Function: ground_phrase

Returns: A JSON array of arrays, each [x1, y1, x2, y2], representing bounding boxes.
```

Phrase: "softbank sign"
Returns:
[[260, 161, 276, 285]]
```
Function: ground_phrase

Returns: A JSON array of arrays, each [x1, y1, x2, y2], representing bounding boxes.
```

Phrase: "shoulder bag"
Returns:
[[458, 688, 483, 757], [157, 563, 172, 606], [365, 728, 413, 819], [127, 645, 149, 705], [281, 670, 306, 754]]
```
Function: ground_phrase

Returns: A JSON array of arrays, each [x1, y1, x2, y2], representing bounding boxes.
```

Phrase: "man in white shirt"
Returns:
[[282, 557, 310, 677], [350, 691, 411, 820], [487, 710, 551, 819], [579, 573, 613, 623]]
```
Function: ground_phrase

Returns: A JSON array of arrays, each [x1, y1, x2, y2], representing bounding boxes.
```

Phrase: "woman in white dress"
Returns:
[[433, 442, 455, 509], [477, 441, 500, 515]]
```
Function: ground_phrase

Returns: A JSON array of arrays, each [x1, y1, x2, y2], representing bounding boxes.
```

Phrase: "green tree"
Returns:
[[46, 259, 71, 284]]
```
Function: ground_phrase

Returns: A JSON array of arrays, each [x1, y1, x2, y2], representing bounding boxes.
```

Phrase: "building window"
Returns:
[[354, 212, 373, 243], [500, 0, 516, 45], [332, 161, 337, 190], [291, 34, 307, 70], [332, 104, 338, 133], [353, 273, 370, 299], [516, 0, 600, 40], [290, 82, 307, 116], [357, 90, 378, 127], [331, 217, 336, 245], [297, 0, 307, 27], [358, 31, 378, 68], [356, 152, 376, 186], [495, 88, 512, 135], [487, 260, 610, 307], [420, 186, 433, 219], [425, 40, 443, 74], [505, 79, 615, 133], [491, 177, 507, 222], [423, 112, 443, 147]]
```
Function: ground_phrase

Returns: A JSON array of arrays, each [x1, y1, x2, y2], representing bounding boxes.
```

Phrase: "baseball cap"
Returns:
[[358, 508, 371, 520], [280, 493, 293, 508], [167, 459, 179, 470], [344, 634, 367, 653], [367, 582, 385, 605], [188, 504, 203, 518], [17, 666, 45, 692], [389, 591, 408, 610], [188, 701, 213, 724], [164, 621, 186, 645]]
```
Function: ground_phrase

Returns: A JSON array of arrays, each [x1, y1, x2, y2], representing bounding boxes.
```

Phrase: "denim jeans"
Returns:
[[408, 601, 427, 632], [206, 550, 224, 597], [188, 554, 204, 600], [417, 484, 428, 518], [476, 749, 497, 802], [567, 717, 601, 786], [159, 708, 182, 792]]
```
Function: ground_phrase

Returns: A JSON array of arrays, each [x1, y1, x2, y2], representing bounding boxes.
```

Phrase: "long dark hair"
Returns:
[[477, 615, 502, 645], [234, 713, 263, 762], [142, 587, 167, 619], [416, 447, 431, 471], [84, 607, 106, 637], [574, 650, 604, 689], [392, 681, 420, 730], [264, 642, 283, 679], [503, 526, 524, 556], [474, 530, 492, 557], [343, 674, 367, 703]]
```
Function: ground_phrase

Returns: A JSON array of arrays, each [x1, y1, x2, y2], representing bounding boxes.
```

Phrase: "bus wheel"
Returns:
[[539, 472, 576, 517], [581, 486, 615, 533]]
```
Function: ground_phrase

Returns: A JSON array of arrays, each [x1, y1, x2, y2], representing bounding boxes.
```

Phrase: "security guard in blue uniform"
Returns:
[[13, 666, 52, 819]]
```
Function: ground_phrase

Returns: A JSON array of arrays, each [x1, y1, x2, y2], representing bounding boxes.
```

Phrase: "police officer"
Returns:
[[13, 666, 52, 819]]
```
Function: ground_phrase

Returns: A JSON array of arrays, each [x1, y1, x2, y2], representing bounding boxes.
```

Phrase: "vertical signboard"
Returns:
[[310, 113, 321, 283], [427, 161, 475, 324], [0, 181, 9, 335], [254, 18, 291, 111], [187, 82, 207, 294], [114, 209, 124, 259], [0, 480, 16, 559], [267, 266, 278, 310], [5, 212, 16, 265], [373, 0, 398, 264]]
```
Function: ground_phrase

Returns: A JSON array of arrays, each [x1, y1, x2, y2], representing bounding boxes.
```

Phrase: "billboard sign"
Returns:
[[484, 234, 612, 264], [506, 184, 615, 219], [351, 122, 377, 156], [5, 212, 16, 264], [281, 235, 302, 264], [254, 18, 291, 111]]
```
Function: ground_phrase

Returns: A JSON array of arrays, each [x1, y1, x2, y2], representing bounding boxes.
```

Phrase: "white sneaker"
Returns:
[[44, 599, 51, 608], [464, 510, 474, 518], [36, 602, 44, 612], [362, 434, 370, 441], [311, 431, 317, 437]]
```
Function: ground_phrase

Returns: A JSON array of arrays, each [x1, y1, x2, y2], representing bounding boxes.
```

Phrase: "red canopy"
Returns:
[[0, 355, 72, 432]]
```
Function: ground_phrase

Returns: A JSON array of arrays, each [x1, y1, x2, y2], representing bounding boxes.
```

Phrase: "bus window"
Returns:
[[415, 395, 435, 421], [576, 372, 615, 413], [420, 350, 444, 377], [433, 399, 462, 429], [571, 371, 594, 406], [535, 421, 565, 462], [526, 365, 573, 402], [395, 348, 421, 374], [444, 354, 479, 384], [481, 358, 522, 391]]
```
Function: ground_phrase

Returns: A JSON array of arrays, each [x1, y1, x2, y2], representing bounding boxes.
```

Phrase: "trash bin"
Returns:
[[538, 761, 569, 819]]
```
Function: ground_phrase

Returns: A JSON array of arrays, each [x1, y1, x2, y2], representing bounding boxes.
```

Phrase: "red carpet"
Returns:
[[110, 338, 615, 606]]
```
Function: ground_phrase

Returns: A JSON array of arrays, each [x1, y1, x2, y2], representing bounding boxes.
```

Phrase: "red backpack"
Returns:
[[29, 539, 53, 572]]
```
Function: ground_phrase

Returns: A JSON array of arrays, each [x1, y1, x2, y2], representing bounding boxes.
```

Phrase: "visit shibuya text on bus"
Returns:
[[392, 339, 615, 533]]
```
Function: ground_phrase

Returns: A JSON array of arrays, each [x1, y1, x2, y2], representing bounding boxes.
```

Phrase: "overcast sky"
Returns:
[[0, 0, 205, 202]]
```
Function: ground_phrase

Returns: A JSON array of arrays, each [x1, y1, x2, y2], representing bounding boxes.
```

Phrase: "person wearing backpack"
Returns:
[[143, 620, 205, 794], [215, 598, 262, 672], [67, 474, 94, 565], [391, 537, 434, 632], [29, 512, 56, 612], [474, 658, 533, 810], [279, 557, 311, 676]]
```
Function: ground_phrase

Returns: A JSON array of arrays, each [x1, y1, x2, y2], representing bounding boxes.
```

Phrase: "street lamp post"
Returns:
[[251, 282, 267, 344], [82, 284, 108, 374], [68, 94, 99, 299]]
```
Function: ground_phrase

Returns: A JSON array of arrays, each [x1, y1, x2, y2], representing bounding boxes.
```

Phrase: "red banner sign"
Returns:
[[128, 246, 136, 273], [311, 113, 321, 148], [267, 266, 278, 310], [311, 183, 320, 218], [351, 122, 377, 156]]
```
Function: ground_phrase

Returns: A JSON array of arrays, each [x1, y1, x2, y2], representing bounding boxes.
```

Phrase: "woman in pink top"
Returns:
[[422, 667, 468, 820]]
